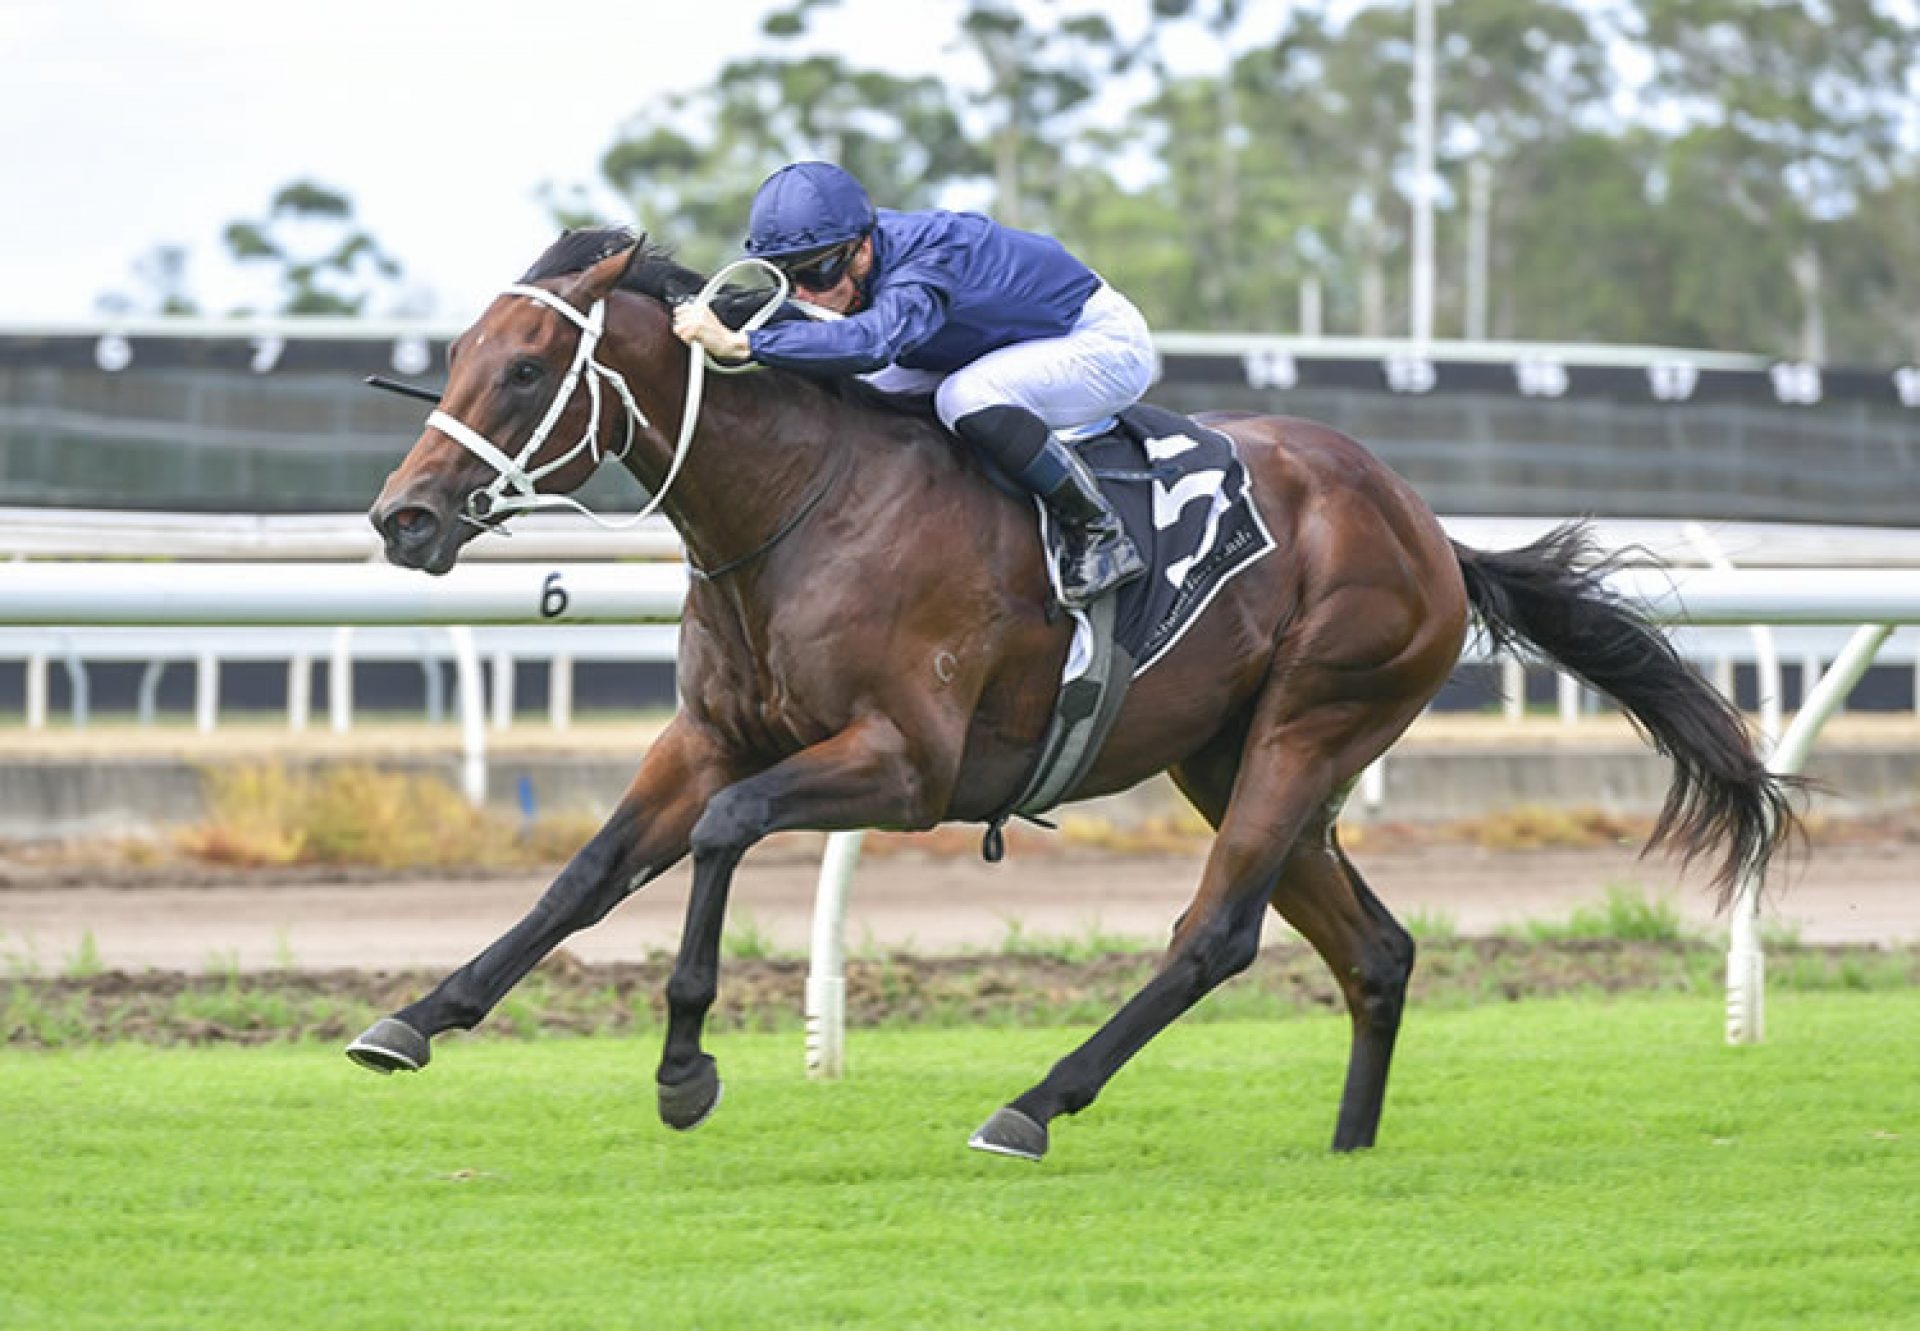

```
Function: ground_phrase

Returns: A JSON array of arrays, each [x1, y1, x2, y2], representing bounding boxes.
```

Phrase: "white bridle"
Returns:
[[426, 257, 790, 532]]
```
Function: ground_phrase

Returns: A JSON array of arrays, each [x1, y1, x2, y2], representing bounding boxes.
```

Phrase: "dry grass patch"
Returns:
[[1453, 804, 1648, 852], [176, 763, 599, 870]]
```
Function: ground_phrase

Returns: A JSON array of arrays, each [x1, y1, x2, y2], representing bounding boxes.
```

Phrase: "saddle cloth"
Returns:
[[983, 404, 1274, 855], [1045, 403, 1276, 678]]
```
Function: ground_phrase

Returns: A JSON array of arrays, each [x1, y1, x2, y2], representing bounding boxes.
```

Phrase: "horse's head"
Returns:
[[370, 233, 646, 573]]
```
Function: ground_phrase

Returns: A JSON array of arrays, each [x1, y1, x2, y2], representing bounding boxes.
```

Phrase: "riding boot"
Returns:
[[952, 405, 1146, 609], [1031, 438, 1146, 607]]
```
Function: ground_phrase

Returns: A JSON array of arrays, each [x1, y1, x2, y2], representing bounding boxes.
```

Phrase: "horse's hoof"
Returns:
[[658, 1056, 723, 1131], [968, 1107, 1048, 1162], [345, 1017, 431, 1074]]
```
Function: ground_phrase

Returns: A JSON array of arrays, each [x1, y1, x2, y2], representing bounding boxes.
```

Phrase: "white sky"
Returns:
[[0, 0, 963, 324]]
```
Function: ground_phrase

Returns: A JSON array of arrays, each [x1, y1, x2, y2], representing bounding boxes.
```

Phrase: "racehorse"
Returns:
[[352, 227, 1797, 1162]]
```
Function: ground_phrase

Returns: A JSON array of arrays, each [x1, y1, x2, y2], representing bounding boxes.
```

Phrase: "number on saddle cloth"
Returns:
[[1048, 405, 1277, 678]]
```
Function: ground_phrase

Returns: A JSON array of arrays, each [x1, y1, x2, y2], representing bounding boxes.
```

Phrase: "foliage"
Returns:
[[1462, 804, 1641, 853], [565, 0, 1920, 362], [220, 179, 411, 317], [95, 244, 200, 318], [589, 8, 987, 273]]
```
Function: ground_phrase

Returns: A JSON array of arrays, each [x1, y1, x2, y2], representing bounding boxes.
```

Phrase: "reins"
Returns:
[[687, 447, 851, 582]]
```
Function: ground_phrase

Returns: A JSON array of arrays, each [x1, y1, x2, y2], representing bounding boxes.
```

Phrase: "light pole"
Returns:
[[1410, 0, 1437, 345], [1466, 157, 1491, 341]]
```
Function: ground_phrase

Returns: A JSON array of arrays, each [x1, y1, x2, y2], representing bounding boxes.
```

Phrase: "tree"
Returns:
[[1490, 129, 1678, 345], [953, 1, 1122, 229], [222, 180, 407, 317], [554, 0, 1920, 360], [1064, 1, 1322, 332], [96, 244, 200, 318], [1634, 0, 1920, 359], [589, 5, 984, 270], [1829, 166, 1920, 364]]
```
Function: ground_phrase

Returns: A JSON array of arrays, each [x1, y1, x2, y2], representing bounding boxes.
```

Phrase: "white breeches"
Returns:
[[861, 283, 1158, 437]]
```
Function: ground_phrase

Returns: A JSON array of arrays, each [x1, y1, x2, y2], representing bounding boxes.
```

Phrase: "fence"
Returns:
[[10, 514, 1920, 741], [3, 562, 684, 802], [1, 558, 1916, 1066], [8, 323, 1918, 519]]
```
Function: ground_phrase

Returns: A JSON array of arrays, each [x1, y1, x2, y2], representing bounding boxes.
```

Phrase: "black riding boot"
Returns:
[[953, 405, 1146, 609], [1034, 438, 1147, 607]]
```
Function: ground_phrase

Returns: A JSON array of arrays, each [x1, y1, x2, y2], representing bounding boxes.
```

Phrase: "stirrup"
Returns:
[[1058, 536, 1145, 609]]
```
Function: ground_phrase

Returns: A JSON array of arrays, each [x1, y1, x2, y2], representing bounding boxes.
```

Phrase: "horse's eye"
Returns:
[[509, 360, 544, 388]]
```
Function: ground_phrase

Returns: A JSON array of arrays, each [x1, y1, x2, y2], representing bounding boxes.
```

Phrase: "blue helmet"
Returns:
[[745, 162, 875, 258]]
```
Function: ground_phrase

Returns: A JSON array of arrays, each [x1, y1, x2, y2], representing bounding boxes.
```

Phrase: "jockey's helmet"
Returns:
[[745, 162, 875, 259]]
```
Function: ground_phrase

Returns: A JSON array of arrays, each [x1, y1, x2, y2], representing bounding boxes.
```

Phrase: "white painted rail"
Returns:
[[0, 507, 683, 561], [13, 510, 1920, 568], [1610, 568, 1920, 625], [3, 559, 1917, 1065], [0, 561, 687, 626], [2, 558, 1899, 630]]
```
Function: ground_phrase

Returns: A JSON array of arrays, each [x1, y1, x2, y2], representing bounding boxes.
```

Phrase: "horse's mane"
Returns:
[[518, 226, 936, 422], [520, 226, 700, 303]]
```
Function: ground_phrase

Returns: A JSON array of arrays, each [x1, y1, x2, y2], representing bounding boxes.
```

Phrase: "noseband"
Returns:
[[426, 260, 789, 532]]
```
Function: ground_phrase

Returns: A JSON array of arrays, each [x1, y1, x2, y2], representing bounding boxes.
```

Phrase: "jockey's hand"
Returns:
[[672, 301, 751, 364]]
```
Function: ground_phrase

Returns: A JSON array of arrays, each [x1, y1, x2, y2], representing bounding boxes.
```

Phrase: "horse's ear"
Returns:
[[565, 235, 644, 305]]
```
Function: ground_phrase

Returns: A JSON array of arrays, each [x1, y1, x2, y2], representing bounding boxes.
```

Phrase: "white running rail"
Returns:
[[1, 560, 1916, 1065]]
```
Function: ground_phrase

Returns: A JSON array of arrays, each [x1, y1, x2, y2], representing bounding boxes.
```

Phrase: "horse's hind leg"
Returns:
[[1174, 749, 1414, 1152], [970, 697, 1378, 1163], [1272, 828, 1414, 1151]]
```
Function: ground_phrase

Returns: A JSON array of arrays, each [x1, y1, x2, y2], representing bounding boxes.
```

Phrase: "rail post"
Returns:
[[1725, 623, 1893, 1044], [806, 829, 863, 1079]]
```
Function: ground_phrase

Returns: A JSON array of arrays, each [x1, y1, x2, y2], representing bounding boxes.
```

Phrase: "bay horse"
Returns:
[[353, 227, 1795, 1162]]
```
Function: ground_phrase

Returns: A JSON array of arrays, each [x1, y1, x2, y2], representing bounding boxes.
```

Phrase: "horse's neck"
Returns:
[[610, 309, 842, 573]]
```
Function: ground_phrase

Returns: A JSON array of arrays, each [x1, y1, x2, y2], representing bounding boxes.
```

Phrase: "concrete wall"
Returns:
[[7, 743, 1916, 841]]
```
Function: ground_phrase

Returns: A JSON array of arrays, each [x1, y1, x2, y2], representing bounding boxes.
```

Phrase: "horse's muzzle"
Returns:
[[370, 499, 456, 574]]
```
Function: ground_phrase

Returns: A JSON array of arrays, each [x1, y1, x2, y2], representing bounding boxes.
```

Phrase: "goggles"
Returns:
[[776, 237, 862, 291]]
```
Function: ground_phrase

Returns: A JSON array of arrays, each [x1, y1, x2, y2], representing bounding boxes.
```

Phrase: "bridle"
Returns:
[[427, 282, 646, 529], [426, 258, 790, 532]]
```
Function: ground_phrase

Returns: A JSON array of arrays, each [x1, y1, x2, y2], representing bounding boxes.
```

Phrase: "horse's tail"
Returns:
[[1452, 522, 1800, 906]]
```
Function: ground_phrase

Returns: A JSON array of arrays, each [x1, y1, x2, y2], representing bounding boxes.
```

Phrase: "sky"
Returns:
[[0, 0, 960, 325]]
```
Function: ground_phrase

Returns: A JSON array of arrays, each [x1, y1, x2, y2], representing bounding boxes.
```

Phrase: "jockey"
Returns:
[[673, 160, 1152, 609]]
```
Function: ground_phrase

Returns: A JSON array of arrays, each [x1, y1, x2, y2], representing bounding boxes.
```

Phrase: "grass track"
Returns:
[[2, 991, 1915, 1329]]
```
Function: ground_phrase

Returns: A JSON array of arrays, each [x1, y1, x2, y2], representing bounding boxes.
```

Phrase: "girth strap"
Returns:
[[981, 591, 1135, 862]]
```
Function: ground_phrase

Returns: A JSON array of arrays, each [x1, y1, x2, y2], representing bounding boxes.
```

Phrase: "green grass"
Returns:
[[63, 928, 104, 979], [720, 910, 783, 961], [1, 991, 1915, 1330], [1401, 906, 1461, 942], [992, 915, 1158, 961], [1514, 882, 1693, 943], [8, 942, 1914, 1052]]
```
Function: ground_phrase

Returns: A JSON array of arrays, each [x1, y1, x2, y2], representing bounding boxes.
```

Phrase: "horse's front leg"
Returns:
[[656, 715, 940, 1130], [346, 717, 730, 1073]]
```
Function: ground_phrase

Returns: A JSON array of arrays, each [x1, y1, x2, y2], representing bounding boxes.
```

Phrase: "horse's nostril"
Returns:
[[379, 504, 441, 547]]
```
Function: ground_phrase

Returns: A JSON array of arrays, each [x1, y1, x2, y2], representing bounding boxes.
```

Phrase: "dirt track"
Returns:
[[3, 838, 1916, 975]]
